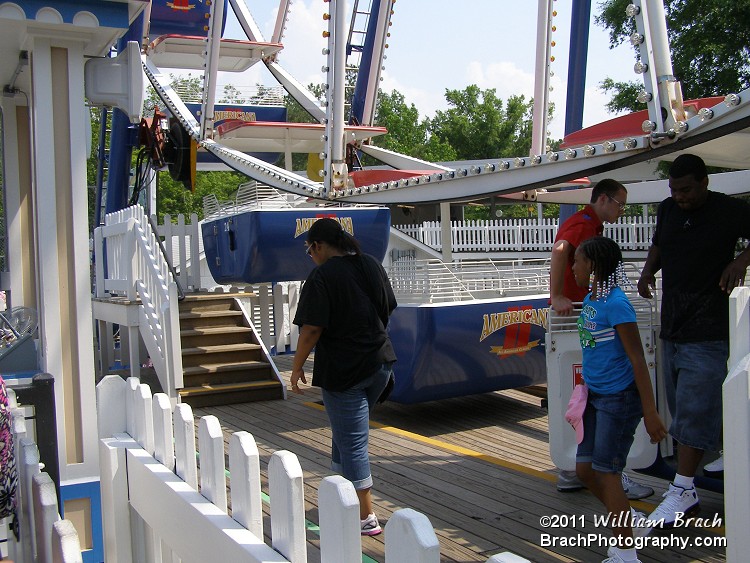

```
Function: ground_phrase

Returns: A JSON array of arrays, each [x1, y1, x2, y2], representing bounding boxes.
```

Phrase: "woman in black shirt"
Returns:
[[292, 218, 396, 536]]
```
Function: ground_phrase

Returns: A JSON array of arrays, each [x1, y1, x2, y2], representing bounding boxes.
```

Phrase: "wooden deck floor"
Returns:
[[193, 354, 727, 563]]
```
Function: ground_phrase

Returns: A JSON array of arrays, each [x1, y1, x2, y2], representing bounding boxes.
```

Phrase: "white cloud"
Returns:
[[379, 72, 446, 120], [465, 60, 535, 100]]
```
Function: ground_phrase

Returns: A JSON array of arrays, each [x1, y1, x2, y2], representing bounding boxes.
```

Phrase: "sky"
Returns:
[[214, 0, 641, 142]]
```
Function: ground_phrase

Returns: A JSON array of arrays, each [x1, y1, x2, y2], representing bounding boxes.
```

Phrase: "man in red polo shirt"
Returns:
[[550, 178, 654, 500], [550, 178, 628, 315]]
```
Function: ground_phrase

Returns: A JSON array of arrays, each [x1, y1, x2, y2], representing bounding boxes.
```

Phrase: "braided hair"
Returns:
[[307, 217, 362, 255], [578, 236, 631, 299]]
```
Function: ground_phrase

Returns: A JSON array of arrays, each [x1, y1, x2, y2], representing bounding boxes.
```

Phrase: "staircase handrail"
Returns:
[[147, 213, 185, 301], [94, 205, 183, 397]]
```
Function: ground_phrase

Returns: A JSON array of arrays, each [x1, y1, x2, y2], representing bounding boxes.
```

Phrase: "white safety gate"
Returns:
[[546, 291, 661, 472]]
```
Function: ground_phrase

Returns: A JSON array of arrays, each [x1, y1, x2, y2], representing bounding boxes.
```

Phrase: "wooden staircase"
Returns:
[[177, 294, 285, 407]]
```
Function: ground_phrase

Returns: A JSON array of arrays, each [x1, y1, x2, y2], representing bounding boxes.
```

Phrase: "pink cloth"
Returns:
[[565, 384, 588, 444]]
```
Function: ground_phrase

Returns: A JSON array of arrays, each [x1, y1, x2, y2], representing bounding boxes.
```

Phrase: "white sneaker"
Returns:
[[646, 483, 700, 528], [604, 547, 641, 563], [703, 453, 724, 477], [556, 469, 585, 492], [360, 513, 382, 536], [621, 472, 654, 500]]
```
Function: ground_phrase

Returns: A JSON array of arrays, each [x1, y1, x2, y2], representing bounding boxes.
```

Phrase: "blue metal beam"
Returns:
[[560, 0, 592, 222], [349, 0, 382, 124]]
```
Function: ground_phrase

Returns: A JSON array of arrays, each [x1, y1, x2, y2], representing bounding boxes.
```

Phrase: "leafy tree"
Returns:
[[599, 77, 646, 114], [371, 90, 457, 162], [372, 90, 427, 154], [220, 84, 246, 104], [429, 86, 535, 159], [156, 170, 248, 220], [367, 85, 557, 218], [596, 0, 750, 100], [144, 73, 203, 117]]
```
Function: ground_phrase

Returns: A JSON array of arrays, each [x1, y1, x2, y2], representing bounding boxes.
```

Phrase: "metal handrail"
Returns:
[[389, 258, 551, 304], [148, 214, 185, 301]]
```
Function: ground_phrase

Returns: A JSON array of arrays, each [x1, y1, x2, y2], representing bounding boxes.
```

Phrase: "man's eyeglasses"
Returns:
[[608, 194, 627, 211], [305, 243, 313, 256]]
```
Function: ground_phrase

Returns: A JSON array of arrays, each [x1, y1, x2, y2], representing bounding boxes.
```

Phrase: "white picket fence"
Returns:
[[5, 390, 83, 563], [395, 216, 656, 252], [95, 374, 528, 563]]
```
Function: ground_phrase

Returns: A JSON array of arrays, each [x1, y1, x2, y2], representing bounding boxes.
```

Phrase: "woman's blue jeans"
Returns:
[[321, 362, 392, 490]]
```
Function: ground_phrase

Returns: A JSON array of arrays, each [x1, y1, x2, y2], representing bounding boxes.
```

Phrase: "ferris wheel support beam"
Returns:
[[630, 0, 686, 134], [350, 0, 394, 127], [531, 0, 554, 157], [228, 0, 266, 42], [322, 0, 348, 196], [200, 0, 225, 140], [265, 61, 327, 121], [271, 0, 293, 44]]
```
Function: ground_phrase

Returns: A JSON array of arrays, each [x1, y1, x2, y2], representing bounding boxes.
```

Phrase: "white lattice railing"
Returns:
[[96, 375, 528, 562], [203, 182, 297, 220], [94, 205, 183, 396], [395, 216, 656, 252], [388, 258, 550, 304], [157, 212, 202, 292]]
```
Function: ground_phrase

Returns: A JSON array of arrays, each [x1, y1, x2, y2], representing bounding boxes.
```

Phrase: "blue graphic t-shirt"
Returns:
[[577, 286, 637, 394]]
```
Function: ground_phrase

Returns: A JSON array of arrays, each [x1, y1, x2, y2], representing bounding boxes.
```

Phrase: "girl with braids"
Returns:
[[570, 236, 667, 563], [292, 218, 397, 536]]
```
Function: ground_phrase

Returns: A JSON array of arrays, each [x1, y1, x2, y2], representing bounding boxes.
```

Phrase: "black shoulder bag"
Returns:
[[354, 256, 396, 403]]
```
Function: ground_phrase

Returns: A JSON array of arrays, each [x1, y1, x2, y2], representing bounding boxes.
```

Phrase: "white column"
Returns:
[[440, 202, 452, 263], [29, 37, 99, 481]]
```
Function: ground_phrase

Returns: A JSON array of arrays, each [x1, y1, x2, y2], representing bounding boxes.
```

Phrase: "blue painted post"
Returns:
[[559, 0, 592, 224], [349, 0, 382, 125]]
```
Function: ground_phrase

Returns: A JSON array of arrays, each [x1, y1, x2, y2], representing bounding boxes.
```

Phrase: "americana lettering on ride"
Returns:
[[480, 305, 549, 358], [294, 216, 354, 238], [479, 307, 549, 342], [214, 110, 257, 122]]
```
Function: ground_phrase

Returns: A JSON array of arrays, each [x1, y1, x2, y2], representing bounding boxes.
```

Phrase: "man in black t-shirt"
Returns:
[[638, 154, 750, 527]]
